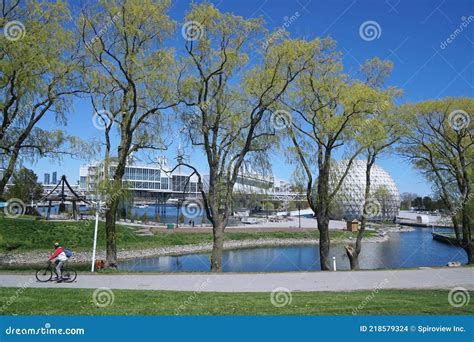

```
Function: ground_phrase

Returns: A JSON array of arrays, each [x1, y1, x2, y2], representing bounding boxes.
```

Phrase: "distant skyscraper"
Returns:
[[52, 172, 57, 184], [44, 173, 50, 185]]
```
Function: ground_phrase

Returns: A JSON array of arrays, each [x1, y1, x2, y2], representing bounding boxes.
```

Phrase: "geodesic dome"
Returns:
[[330, 160, 400, 221]]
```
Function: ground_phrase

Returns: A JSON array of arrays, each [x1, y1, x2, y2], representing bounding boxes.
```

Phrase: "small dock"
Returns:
[[398, 219, 452, 228], [431, 232, 472, 246]]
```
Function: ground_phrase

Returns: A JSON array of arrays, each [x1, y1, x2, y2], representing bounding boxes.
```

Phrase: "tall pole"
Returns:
[[298, 203, 301, 229], [176, 200, 180, 228], [91, 208, 99, 272], [91, 163, 102, 272]]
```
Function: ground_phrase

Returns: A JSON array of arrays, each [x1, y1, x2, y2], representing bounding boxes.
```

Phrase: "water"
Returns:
[[130, 204, 205, 224], [38, 204, 207, 225], [119, 228, 467, 272]]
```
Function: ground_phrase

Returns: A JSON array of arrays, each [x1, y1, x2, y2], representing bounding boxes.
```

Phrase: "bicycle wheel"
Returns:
[[35, 267, 52, 282], [62, 268, 77, 282]]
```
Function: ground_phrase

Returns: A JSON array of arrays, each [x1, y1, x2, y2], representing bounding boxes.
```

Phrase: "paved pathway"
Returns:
[[0, 268, 472, 292]]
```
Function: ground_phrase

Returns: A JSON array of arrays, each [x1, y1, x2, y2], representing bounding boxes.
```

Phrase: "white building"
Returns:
[[79, 158, 200, 200]]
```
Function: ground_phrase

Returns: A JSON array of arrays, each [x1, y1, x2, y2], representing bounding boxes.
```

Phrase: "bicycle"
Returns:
[[35, 261, 77, 283]]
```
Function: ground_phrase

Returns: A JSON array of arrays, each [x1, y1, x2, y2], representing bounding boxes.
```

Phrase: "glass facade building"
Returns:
[[79, 162, 199, 196]]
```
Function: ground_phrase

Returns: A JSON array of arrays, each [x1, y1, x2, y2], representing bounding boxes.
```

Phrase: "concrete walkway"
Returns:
[[0, 268, 472, 292]]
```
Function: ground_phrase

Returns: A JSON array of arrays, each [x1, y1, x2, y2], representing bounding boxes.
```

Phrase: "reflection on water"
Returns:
[[119, 228, 467, 272]]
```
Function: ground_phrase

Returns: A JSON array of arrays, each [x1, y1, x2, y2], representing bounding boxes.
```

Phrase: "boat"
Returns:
[[136, 204, 149, 209]]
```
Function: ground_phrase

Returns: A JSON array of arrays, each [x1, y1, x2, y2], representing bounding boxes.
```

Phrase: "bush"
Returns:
[[140, 212, 148, 223]]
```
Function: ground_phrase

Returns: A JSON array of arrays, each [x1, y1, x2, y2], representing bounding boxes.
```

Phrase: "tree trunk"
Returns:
[[463, 244, 474, 264], [0, 146, 19, 196], [317, 215, 331, 270], [315, 154, 332, 271], [105, 200, 118, 268], [346, 155, 374, 270], [452, 215, 461, 241], [104, 135, 130, 268], [461, 206, 473, 264], [210, 221, 225, 272], [345, 245, 360, 270]]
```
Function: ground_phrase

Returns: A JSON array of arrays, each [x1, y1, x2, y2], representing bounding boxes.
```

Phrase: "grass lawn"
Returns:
[[0, 288, 472, 315], [0, 216, 371, 253]]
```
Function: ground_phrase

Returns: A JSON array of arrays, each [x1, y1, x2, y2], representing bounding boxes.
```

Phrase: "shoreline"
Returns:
[[0, 235, 389, 266]]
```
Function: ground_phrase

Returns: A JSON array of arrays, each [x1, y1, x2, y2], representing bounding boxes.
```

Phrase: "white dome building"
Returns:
[[330, 160, 400, 221]]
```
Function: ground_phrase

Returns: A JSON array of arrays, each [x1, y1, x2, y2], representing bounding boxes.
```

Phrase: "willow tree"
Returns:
[[0, 0, 84, 195], [284, 42, 394, 270], [79, 0, 177, 267], [177, 3, 318, 272], [399, 98, 473, 263], [344, 59, 403, 270]]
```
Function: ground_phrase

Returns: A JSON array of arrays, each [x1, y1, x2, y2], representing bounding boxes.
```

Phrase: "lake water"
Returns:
[[38, 203, 207, 225], [119, 227, 467, 272]]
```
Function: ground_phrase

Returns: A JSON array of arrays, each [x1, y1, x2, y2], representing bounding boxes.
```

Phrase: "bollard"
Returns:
[[332, 256, 337, 271]]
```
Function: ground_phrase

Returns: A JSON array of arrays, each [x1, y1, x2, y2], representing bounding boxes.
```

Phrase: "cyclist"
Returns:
[[49, 242, 68, 282]]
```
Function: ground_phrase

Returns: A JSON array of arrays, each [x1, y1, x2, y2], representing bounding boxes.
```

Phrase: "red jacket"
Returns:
[[49, 247, 64, 261]]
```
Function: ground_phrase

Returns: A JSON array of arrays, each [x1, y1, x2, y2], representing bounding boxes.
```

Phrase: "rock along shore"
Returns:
[[0, 235, 388, 266]]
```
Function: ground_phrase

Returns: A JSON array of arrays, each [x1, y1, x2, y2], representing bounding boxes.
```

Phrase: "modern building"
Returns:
[[330, 160, 400, 221], [52, 171, 57, 184], [79, 157, 201, 202], [79, 158, 303, 203], [43, 173, 50, 185]]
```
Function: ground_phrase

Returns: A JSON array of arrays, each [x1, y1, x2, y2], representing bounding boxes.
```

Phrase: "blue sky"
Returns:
[[27, 0, 473, 196]]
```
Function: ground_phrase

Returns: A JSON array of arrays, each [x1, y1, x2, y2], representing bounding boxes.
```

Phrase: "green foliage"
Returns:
[[0, 1, 89, 195], [178, 3, 322, 241], [7, 168, 43, 202], [399, 97, 473, 214], [140, 212, 148, 223], [0, 216, 372, 253]]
